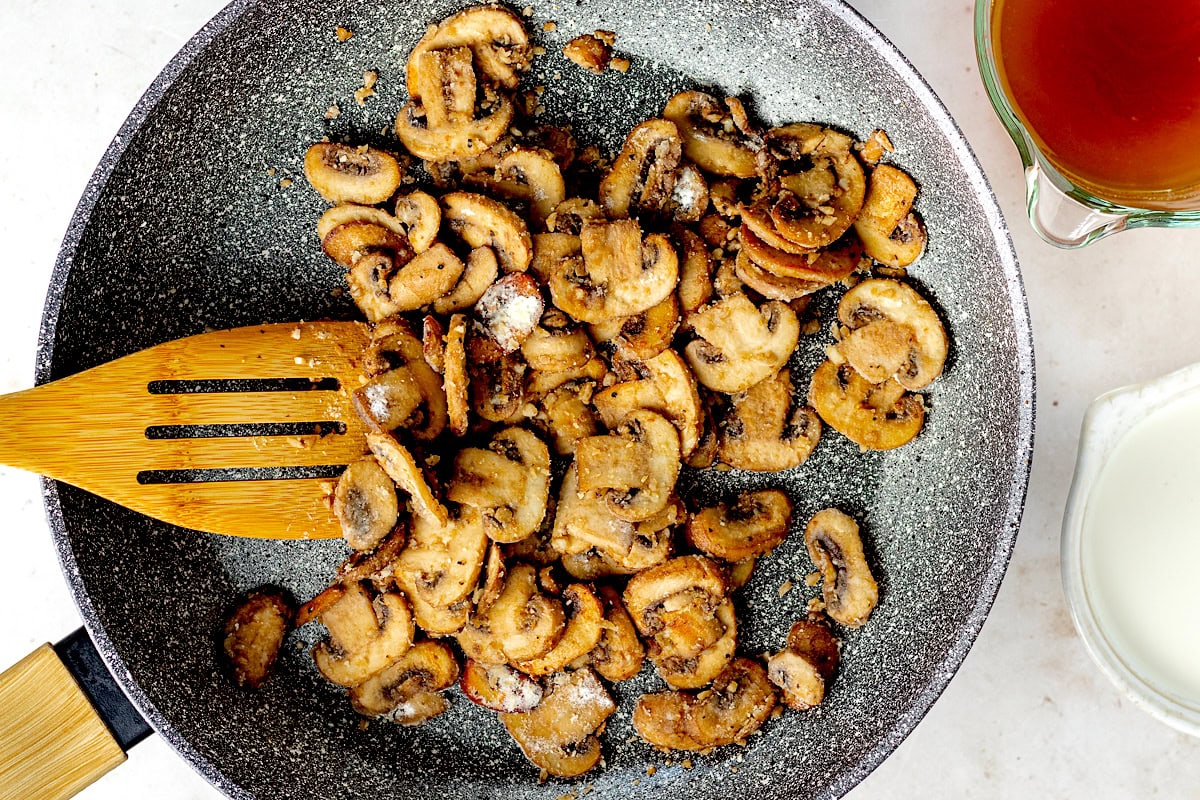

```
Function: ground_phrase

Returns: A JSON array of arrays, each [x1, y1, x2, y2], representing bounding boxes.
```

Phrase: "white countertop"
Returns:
[[2, 1, 1198, 797]]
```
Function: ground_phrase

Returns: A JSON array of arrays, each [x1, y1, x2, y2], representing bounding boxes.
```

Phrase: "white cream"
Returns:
[[1081, 390, 1200, 704]]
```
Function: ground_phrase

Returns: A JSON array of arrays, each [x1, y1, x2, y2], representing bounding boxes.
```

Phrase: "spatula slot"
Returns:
[[136, 465, 346, 484], [147, 377, 341, 394], [144, 422, 347, 440]]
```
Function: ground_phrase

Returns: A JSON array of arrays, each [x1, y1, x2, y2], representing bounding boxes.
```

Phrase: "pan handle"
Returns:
[[0, 629, 152, 800]]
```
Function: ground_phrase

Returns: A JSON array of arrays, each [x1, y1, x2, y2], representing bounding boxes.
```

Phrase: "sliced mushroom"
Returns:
[[528, 232, 581, 282], [521, 308, 594, 373], [500, 668, 615, 778], [717, 368, 821, 472], [395, 570, 471, 635], [766, 650, 824, 712], [762, 123, 866, 250], [545, 198, 604, 235], [443, 313, 470, 436], [448, 427, 550, 544], [349, 640, 460, 725], [623, 555, 729, 680], [588, 294, 680, 362], [388, 242, 466, 312], [317, 204, 410, 244], [470, 353, 527, 422], [472, 272, 544, 358], [805, 508, 878, 628], [322, 217, 411, 266], [738, 225, 864, 284], [366, 431, 449, 525], [586, 585, 645, 682], [458, 563, 565, 664], [809, 359, 924, 450], [395, 47, 516, 162], [392, 190, 441, 253], [734, 248, 824, 301], [312, 581, 414, 688], [503, 506, 560, 567], [684, 401, 720, 468], [633, 657, 777, 751], [363, 319, 449, 440], [686, 489, 793, 562], [222, 588, 295, 690], [662, 91, 759, 178], [591, 349, 703, 458], [460, 659, 544, 713], [532, 378, 599, 456], [654, 599, 737, 689], [853, 164, 927, 267], [513, 583, 605, 675], [786, 613, 840, 680], [304, 143, 402, 205], [406, 5, 531, 94], [434, 246, 500, 314], [395, 504, 488, 608], [333, 456, 400, 552], [726, 557, 756, 591], [422, 315, 446, 374], [575, 409, 681, 522], [525, 354, 607, 398], [834, 279, 947, 390], [334, 524, 411, 588], [548, 219, 679, 324], [598, 118, 683, 221], [684, 294, 799, 394], [675, 225, 715, 316], [466, 148, 566, 228], [442, 191, 533, 273], [669, 163, 710, 223]]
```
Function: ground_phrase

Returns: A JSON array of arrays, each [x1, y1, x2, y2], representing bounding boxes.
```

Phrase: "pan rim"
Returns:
[[35, 1, 1035, 798]]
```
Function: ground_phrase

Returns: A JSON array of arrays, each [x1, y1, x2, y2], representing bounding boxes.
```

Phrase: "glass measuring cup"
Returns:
[[975, 0, 1200, 248]]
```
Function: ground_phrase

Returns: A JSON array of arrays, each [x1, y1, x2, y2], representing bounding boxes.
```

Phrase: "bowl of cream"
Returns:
[[1063, 362, 1200, 735]]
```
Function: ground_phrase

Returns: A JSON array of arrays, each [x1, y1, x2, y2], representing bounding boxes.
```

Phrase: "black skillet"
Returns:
[[12, 0, 1033, 797]]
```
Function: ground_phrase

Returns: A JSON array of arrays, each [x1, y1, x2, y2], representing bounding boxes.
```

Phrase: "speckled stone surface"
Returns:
[[34, 1, 1031, 798]]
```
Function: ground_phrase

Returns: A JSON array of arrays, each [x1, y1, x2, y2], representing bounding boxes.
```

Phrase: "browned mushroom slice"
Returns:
[[809, 359, 924, 450], [333, 456, 400, 552], [443, 314, 470, 436], [662, 91, 759, 178], [623, 555, 728, 661], [633, 657, 777, 751], [586, 585, 645, 682], [528, 232, 581, 282], [387, 242, 466, 312], [576, 409, 681, 522], [684, 294, 800, 394], [562, 32, 613, 74], [500, 668, 616, 778], [397, 502, 487, 609], [350, 640, 460, 724], [805, 508, 878, 628], [532, 378, 599, 456], [333, 524, 410, 588], [466, 148, 566, 228], [388, 190, 440, 253], [364, 318, 448, 440], [740, 201, 814, 255], [684, 401, 720, 469], [461, 659, 543, 713], [548, 219, 679, 324], [312, 581, 414, 688], [513, 584, 605, 675], [470, 353, 527, 423], [718, 368, 821, 472], [526, 354, 607, 399], [435, 246, 500, 315], [686, 489, 793, 562], [550, 462, 633, 556], [589, 294, 680, 362], [853, 164, 927, 267], [787, 613, 840, 680], [675, 226, 715, 316], [521, 308, 593, 373], [448, 427, 550, 544], [304, 143, 402, 205], [222, 588, 294, 690], [545, 198, 604, 234], [738, 225, 864, 283], [322, 220, 412, 270], [734, 248, 824, 301], [459, 563, 565, 664], [835, 278, 947, 389], [317, 204, 410, 244], [395, 47, 516, 163], [473, 272, 544, 358], [764, 123, 866, 250], [598, 118, 684, 221], [654, 599, 736, 689], [727, 557, 756, 590], [406, 5, 531, 93], [422, 316, 446, 375], [504, 506, 559, 566], [592, 349, 703, 458], [670, 164, 710, 223], [442, 191, 533, 273], [366, 431, 448, 525], [395, 570, 470, 635]]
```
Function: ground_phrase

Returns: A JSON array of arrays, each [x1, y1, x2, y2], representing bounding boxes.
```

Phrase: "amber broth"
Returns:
[[993, 0, 1200, 206]]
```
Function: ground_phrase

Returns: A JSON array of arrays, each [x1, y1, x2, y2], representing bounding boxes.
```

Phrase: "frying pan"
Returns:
[[8, 0, 1033, 797]]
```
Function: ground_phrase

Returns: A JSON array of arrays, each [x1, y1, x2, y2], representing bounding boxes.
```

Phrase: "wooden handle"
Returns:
[[0, 644, 126, 800]]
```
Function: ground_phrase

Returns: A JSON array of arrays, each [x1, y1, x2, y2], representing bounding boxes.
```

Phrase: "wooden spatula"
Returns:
[[0, 321, 373, 540]]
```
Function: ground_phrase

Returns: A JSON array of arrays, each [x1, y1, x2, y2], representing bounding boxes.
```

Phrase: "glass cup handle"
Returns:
[[1025, 162, 1128, 248]]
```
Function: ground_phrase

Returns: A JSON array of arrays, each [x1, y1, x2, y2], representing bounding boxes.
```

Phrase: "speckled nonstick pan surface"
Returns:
[[38, 1, 1033, 797]]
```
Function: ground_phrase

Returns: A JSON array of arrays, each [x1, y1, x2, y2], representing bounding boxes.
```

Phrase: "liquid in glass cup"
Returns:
[[976, 0, 1200, 247]]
